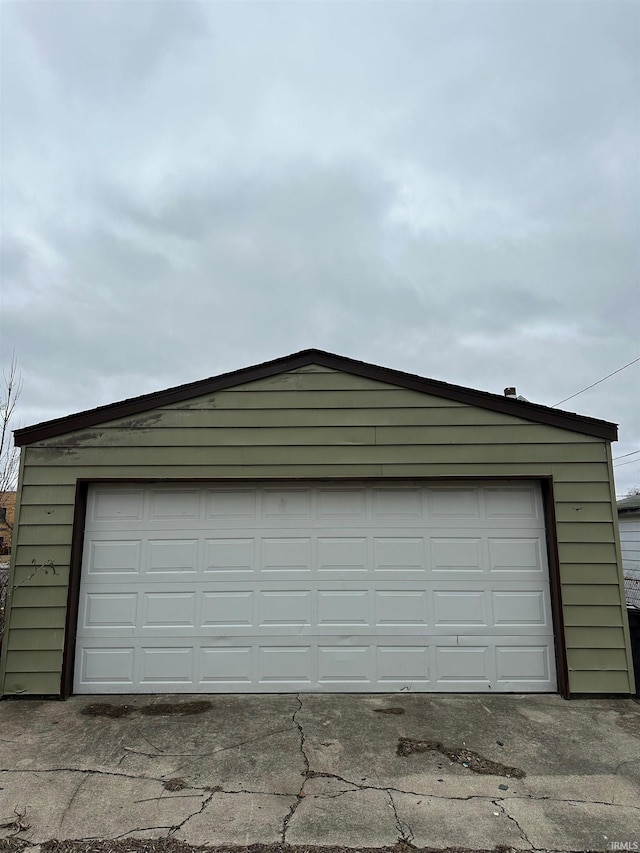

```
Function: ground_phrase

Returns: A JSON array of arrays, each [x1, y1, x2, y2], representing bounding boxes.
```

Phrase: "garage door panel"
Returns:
[[430, 537, 483, 572], [435, 646, 492, 686], [429, 488, 481, 518], [206, 489, 256, 519], [376, 646, 430, 683], [139, 647, 193, 684], [374, 537, 425, 571], [374, 590, 428, 626], [204, 538, 256, 574], [485, 487, 539, 519], [433, 591, 487, 626], [150, 489, 201, 519], [488, 537, 544, 572], [317, 590, 370, 626], [492, 591, 550, 626], [75, 637, 555, 693], [76, 581, 553, 636], [495, 645, 552, 683], [202, 591, 253, 626], [200, 646, 253, 685], [75, 482, 556, 693], [147, 539, 198, 573], [86, 540, 141, 575], [77, 646, 136, 687], [318, 645, 371, 683], [317, 488, 367, 518], [81, 592, 138, 630], [261, 537, 312, 571], [91, 489, 144, 523], [372, 488, 423, 518], [317, 537, 368, 572], [259, 590, 312, 626], [142, 592, 196, 629], [263, 489, 312, 518], [258, 646, 312, 684]]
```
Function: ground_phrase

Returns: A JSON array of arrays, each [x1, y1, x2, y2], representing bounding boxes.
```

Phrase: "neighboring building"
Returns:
[[618, 494, 640, 609], [0, 492, 16, 555], [0, 350, 635, 698]]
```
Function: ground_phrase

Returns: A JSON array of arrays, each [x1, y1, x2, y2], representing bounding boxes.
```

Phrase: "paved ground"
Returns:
[[0, 693, 638, 851]]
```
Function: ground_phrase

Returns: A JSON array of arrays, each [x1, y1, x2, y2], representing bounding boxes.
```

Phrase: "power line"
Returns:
[[613, 458, 640, 468], [613, 449, 640, 461], [552, 356, 640, 407]]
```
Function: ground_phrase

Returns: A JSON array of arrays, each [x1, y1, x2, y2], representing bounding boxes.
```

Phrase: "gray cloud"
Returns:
[[1, 0, 638, 492]]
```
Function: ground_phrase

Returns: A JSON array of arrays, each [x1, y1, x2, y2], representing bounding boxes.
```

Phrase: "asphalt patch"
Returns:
[[162, 778, 188, 791], [80, 703, 133, 718], [396, 737, 526, 778], [79, 700, 212, 718], [374, 707, 406, 715], [138, 700, 212, 716]]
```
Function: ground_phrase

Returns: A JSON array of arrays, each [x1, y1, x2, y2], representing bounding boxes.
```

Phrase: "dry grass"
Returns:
[[0, 841, 531, 853]]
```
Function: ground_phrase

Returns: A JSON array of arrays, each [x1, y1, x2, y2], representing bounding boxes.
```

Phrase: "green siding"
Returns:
[[569, 648, 629, 670], [5, 628, 65, 651], [5, 650, 63, 672], [1, 365, 633, 696], [3, 671, 62, 695], [568, 670, 631, 693], [561, 585, 623, 606]]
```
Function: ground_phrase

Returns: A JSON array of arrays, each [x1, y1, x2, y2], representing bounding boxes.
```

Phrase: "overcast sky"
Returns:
[[1, 0, 639, 494]]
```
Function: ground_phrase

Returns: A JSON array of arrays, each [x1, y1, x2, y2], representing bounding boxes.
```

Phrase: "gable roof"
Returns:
[[14, 348, 618, 445], [617, 494, 640, 514]]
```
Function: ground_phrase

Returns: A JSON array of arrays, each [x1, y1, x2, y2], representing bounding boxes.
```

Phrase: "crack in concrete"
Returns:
[[311, 787, 359, 800], [308, 768, 476, 800], [174, 726, 293, 773], [167, 787, 219, 836], [0, 767, 160, 782], [281, 694, 309, 843], [4, 764, 637, 814], [130, 724, 166, 755], [493, 797, 534, 850], [58, 774, 89, 829], [518, 792, 640, 810], [113, 726, 291, 764], [305, 769, 640, 811], [614, 757, 640, 774], [220, 787, 295, 798], [110, 824, 173, 840], [133, 794, 205, 804], [387, 789, 414, 845]]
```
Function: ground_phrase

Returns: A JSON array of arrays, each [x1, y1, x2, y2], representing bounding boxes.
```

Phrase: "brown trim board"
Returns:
[[61, 481, 89, 699], [62, 474, 566, 698], [15, 349, 618, 445], [540, 477, 569, 699]]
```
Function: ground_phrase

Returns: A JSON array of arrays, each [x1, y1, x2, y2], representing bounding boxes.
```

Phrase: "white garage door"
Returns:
[[74, 481, 557, 693]]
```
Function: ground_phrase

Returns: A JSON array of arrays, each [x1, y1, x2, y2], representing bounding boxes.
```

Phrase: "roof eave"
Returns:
[[14, 349, 619, 445]]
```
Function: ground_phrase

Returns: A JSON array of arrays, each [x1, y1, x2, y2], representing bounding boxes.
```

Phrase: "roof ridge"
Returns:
[[14, 349, 618, 445]]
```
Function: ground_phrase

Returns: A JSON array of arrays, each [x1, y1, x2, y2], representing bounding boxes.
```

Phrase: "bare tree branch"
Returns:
[[1, 353, 22, 530]]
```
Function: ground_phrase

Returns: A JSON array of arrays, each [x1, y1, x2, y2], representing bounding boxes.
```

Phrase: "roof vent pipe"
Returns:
[[504, 387, 517, 398]]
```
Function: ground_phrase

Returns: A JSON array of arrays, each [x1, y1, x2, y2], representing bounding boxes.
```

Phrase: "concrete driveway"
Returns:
[[0, 693, 639, 851]]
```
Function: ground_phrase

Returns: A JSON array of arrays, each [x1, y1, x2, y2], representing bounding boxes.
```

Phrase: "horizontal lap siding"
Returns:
[[1, 366, 632, 695]]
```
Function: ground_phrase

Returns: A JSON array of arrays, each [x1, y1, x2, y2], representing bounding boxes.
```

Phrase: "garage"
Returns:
[[1, 349, 634, 697], [75, 481, 555, 693]]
